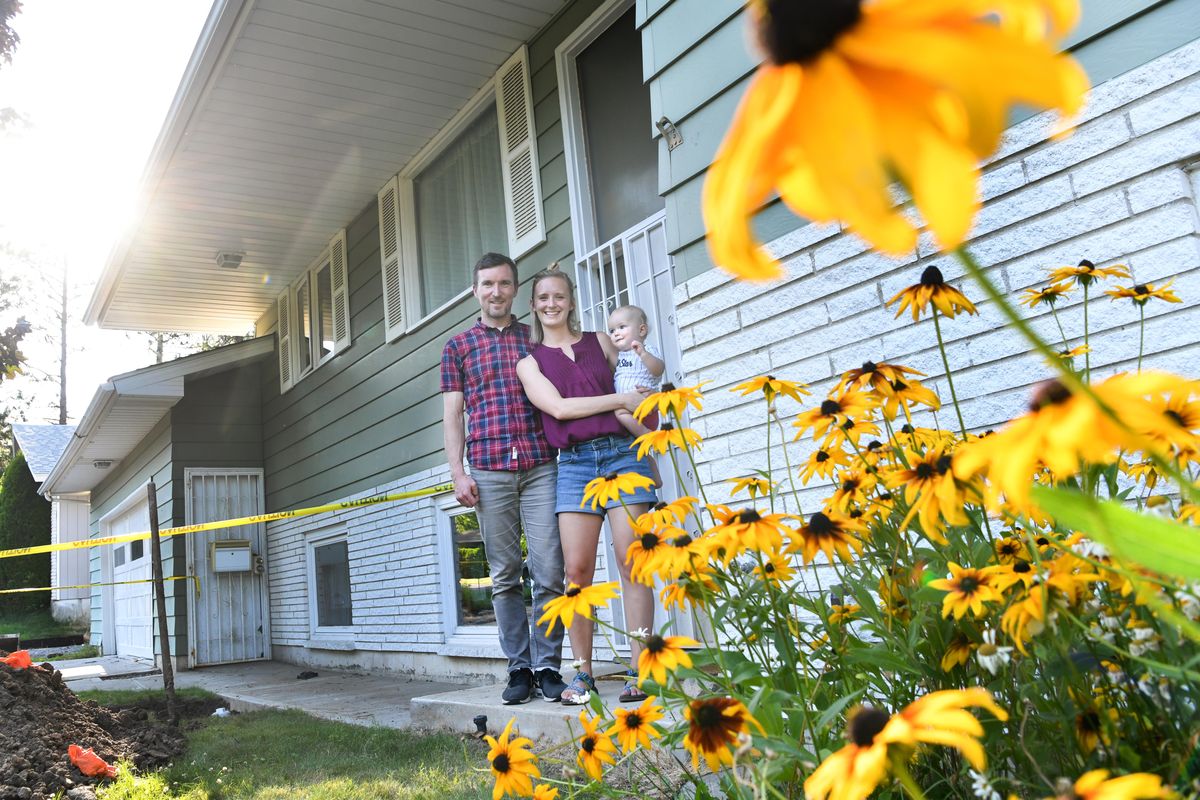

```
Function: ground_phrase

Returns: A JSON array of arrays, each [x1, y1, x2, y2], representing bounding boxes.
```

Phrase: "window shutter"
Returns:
[[276, 290, 294, 393], [329, 228, 351, 352], [378, 176, 408, 341], [495, 46, 545, 258]]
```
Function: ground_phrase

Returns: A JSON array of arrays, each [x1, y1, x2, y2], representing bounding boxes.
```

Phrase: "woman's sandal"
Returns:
[[619, 669, 648, 703], [561, 671, 596, 705]]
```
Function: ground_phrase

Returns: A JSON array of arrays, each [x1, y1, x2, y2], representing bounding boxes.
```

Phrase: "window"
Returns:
[[276, 229, 351, 392], [307, 530, 353, 632], [378, 46, 546, 341]]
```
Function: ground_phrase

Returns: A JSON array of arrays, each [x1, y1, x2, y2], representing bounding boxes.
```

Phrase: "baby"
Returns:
[[608, 304, 666, 486]]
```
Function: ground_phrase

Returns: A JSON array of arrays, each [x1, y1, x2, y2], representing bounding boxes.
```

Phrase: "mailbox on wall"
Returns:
[[211, 539, 253, 572]]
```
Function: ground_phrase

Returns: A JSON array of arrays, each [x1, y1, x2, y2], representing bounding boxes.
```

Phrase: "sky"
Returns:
[[0, 0, 213, 425]]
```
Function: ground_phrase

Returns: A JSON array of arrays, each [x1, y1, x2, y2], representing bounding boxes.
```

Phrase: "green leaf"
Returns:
[[1032, 486, 1200, 580], [815, 688, 866, 733], [844, 645, 922, 676]]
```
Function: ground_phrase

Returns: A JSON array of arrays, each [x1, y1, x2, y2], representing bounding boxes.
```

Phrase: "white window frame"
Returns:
[[305, 526, 355, 640], [434, 491, 503, 657], [379, 45, 545, 343], [276, 229, 350, 393]]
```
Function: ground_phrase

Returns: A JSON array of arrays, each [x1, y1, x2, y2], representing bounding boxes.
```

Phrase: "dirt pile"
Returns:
[[0, 660, 188, 800]]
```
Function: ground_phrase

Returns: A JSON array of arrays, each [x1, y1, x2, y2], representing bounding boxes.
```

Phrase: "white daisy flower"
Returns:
[[969, 769, 1002, 800], [976, 628, 1013, 675]]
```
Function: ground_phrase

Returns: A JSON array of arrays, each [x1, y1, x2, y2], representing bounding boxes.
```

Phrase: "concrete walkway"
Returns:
[[59, 657, 635, 740]]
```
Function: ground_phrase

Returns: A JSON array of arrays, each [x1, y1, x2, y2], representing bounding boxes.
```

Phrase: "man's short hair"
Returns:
[[473, 252, 518, 286]]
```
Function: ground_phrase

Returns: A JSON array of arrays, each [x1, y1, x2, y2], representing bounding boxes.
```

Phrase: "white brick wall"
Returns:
[[675, 40, 1200, 510]]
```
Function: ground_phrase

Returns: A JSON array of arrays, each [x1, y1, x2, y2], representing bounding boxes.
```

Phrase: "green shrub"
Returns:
[[0, 451, 51, 613]]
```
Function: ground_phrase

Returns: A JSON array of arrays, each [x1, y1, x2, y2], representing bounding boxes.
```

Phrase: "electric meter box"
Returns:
[[211, 539, 253, 572]]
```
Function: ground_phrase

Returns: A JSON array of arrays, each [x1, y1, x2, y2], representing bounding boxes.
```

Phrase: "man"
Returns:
[[441, 252, 641, 703]]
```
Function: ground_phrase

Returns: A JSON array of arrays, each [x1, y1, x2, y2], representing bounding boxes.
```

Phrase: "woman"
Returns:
[[516, 264, 657, 705]]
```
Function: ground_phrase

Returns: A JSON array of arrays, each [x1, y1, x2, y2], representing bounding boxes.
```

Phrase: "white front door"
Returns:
[[109, 501, 154, 660], [185, 469, 270, 666]]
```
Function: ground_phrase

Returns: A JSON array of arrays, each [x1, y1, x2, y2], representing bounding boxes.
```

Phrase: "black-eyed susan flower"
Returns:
[[1057, 344, 1090, 361], [878, 377, 941, 420], [1053, 769, 1169, 800], [1001, 588, 1054, 653], [1106, 280, 1182, 306], [1020, 281, 1073, 307], [794, 389, 877, 443], [683, 696, 760, 771], [609, 695, 665, 753], [954, 372, 1200, 509], [800, 446, 851, 484], [789, 510, 866, 565], [581, 471, 655, 510], [637, 633, 699, 687], [653, 528, 702, 580], [1145, 388, 1200, 453], [537, 582, 619, 635], [531, 785, 558, 800], [575, 712, 617, 781], [704, 506, 795, 563], [805, 689, 1008, 800], [887, 265, 978, 322], [726, 474, 775, 499], [704, 0, 1087, 281], [827, 468, 879, 513], [940, 633, 975, 672], [660, 566, 718, 612], [828, 602, 861, 625], [1073, 702, 1117, 756], [753, 551, 796, 585], [485, 717, 539, 800], [634, 381, 706, 422], [732, 374, 810, 406], [1049, 259, 1131, 287], [836, 360, 925, 395], [624, 526, 668, 585], [632, 423, 703, 460], [1180, 503, 1200, 525], [928, 563, 1005, 619], [637, 496, 698, 529]]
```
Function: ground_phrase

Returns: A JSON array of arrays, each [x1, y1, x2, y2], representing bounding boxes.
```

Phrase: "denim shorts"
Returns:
[[556, 434, 657, 516]]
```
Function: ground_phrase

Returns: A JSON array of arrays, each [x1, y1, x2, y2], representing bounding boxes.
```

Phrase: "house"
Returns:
[[10, 423, 88, 625], [45, 0, 1199, 677]]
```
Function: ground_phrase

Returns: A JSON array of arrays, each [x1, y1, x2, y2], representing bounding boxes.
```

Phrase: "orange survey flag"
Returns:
[[0, 650, 32, 669], [68, 745, 118, 779]]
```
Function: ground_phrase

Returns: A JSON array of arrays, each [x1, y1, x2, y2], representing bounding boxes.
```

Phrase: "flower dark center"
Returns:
[[566, 585, 582, 597], [734, 509, 762, 524], [759, 0, 863, 65], [900, 424, 915, 434], [645, 635, 666, 654], [935, 455, 953, 474], [1166, 409, 1186, 427], [766, 374, 776, 381], [957, 576, 980, 594], [695, 702, 722, 728], [808, 512, 835, 536], [604, 472, 620, 481], [849, 509, 863, 519], [847, 706, 891, 747], [672, 534, 693, 548], [1014, 560, 1032, 573], [878, 491, 893, 501], [920, 266, 946, 286], [1134, 284, 1149, 295], [582, 736, 597, 753], [661, 422, 676, 432], [626, 711, 643, 728], [892, 379, 907, 392], [841, 419, 855, 431], [1031, 380, 1072, 411], [1036, 536, 1050, 546], [842, 478, 859, 492], [653, 501, 669, 511], [867, 440, 883, 451], [493, 753, 511, 773], [820, 399, 842, 415], [816, 450, 831, 462], [1078, 259, 1095, 271], [640, 533, 660, 549], [764, 562, 776, 573], [915, 463, 935, 479], [661, 382, 676, 392], [861, 361, 877, 373], [1078, 710, 1100, 731]]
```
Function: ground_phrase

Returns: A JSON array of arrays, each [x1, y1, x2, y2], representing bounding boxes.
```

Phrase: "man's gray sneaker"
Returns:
[[502, 668, 535, 704], [535, 668, 566, 702]]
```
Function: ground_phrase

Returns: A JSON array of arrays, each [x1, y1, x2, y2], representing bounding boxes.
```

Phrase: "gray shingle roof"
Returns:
[[11, 424, 78, 482]]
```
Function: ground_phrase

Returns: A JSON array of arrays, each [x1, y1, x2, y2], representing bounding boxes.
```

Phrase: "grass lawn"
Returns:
[[80, 690, 493, 800], [0, 606, 88, 640]]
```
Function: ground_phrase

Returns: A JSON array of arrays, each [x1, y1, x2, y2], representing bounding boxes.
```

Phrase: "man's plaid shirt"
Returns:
[[440, 318, 555, 472]]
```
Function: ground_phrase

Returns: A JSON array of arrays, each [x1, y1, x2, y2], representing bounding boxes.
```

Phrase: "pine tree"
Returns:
[[0, 450, 50, 612]]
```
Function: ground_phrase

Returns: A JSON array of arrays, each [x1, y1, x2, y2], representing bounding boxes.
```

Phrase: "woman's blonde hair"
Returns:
[[528, 262, 582, 343]]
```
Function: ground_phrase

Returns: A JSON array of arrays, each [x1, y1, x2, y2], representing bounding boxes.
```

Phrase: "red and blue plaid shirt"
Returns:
[[440, 318, 555, 472]]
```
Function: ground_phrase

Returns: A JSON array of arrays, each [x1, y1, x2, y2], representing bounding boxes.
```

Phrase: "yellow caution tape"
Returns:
[[0, 483, 453, 561], [0, 575, 202, 597]]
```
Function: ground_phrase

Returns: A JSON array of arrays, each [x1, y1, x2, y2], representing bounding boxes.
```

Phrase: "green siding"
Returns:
[[259, 0, 605, 512], [646, 0, 1195, 285]]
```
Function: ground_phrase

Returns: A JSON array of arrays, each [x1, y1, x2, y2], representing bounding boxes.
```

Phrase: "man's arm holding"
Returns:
[[443, 391, 478, 507], [516, 357, 642, 420]]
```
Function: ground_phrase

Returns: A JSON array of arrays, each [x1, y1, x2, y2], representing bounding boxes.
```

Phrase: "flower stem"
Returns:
[[890, 753, 929, 800], [1137, 303, 1145, 373], [932, 310, 968, 438], [1083, 283, 1091, 381]]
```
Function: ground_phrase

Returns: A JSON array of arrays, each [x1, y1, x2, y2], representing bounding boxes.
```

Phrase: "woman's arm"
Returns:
[[517, 356, 641, 420]]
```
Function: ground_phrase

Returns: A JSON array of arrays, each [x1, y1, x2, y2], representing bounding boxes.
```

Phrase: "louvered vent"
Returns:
[[379, 183, 398, 261], [500, 62, 528, 153]]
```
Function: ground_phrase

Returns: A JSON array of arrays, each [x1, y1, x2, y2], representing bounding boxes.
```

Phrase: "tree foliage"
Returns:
[[0, 450, 51, 612], [0, 1, 19, 67]]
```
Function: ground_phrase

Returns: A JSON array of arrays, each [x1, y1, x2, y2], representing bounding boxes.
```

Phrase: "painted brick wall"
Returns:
[[674, 40, 1200, 516]]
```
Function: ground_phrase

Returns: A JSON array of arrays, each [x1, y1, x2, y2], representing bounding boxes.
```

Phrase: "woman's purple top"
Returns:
[[530, 332, 625, 448]]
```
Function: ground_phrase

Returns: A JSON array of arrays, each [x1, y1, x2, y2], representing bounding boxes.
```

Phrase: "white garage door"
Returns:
[[109, 501, 154, 660]]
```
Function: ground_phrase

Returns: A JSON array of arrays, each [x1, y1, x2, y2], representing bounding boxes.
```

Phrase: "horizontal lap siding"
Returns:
[[644, 0, 1197, 283], [672, 40, 1200, 513]]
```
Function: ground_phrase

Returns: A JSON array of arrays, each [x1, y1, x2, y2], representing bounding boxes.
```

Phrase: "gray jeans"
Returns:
[[472, 460, 564, 673]]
